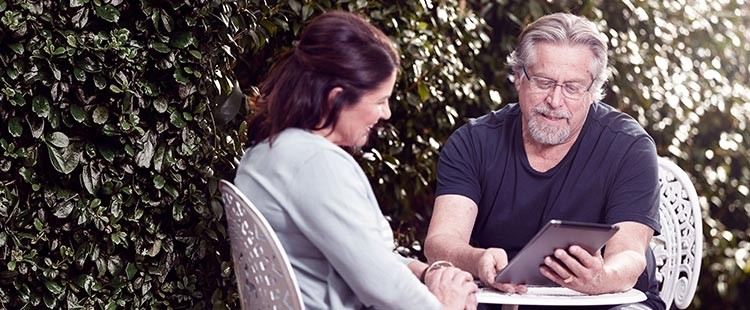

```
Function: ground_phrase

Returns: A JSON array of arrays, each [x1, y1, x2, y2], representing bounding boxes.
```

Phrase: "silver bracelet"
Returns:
[[420, 260, 454, 283]]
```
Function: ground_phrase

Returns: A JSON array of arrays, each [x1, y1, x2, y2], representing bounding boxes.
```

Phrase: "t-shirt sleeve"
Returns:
[[436, 125, 482, 204], [605, 136, 661, 234], [286, 150, 441, 310]]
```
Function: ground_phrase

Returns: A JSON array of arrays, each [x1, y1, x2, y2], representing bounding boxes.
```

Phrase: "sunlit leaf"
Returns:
[[32, 95, 50, 118], [47, 143, 82, 174], [48, 132, 70, 148], [92, 106, 108, 124], [53, 201, 74, 218]]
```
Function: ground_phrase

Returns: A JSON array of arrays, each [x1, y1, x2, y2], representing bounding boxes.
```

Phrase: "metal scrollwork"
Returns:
[[651, 158, 702, 309], [220, 180, 305, 310]]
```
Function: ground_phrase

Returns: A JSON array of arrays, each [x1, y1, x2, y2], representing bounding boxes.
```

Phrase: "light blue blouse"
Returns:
[[235, 128, 441, 310]]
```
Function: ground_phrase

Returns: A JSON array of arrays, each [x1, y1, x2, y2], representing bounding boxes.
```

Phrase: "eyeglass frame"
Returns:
[[521, 66, 595, 100]]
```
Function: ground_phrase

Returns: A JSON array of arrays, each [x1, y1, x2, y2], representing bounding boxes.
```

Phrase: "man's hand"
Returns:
[[477, 248, 527, 293], [539, 245, 606, 294], [540, 222, 653, 294]]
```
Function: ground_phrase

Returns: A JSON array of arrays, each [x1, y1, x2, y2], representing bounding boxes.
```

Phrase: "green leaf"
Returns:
[[94, 4, 120, 23], [169, 110, 186, 128], [34, 218, 44, 231], [170, 32, 194, 49], [301, 4, 314, 21], [93, 75, 106, 89], [50, 62, 62, 80], [53, 202, 74, 218], [153, 98, 168, 113], [153, 175, 165, 189], [44, 295, 57, 308], [417, 82, 430, 102], [173, 68, 189, 85], [152, 42, 170, 53], [8, 43, 24, 55], [72, 7, 90, 28], [135, 140, 154, 168], [92, 106, 108, 124], [81, 163, 100, 194], [44, 280, 63, 295], [70, 0, 86, 8], [47, 143, 82, 174], [146, 239, 161, 257], [27, 115, 45, 138], [99, 145, 115, 162], [48, 132, 70, 148], [32, 96, 51, 118], [73, 68, 86, 81], [109, 84, 122, 93], [52, 46, 66, 56], [8, 117, 23, 137], [70, 104, 86, 122], [189, 50, 201, 60], [160, 10, 174, 32], [126, 262, 137, 280], [10, 93, 25, 106]]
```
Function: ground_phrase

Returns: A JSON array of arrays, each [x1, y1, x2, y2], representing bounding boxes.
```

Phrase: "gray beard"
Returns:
[[528, 118, 571, 145]]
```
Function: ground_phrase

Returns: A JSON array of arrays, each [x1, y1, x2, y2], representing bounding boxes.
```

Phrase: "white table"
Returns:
[[477, 286, 647, 306]]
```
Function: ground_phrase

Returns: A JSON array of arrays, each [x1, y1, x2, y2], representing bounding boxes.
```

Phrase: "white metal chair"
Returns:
[[219, 180, 305, 310], [651, 157, 702, 309]]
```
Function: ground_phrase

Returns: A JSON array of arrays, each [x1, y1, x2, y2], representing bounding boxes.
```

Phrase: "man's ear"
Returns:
[[513, 72, 522, 90], [326, 87, 344, 108]]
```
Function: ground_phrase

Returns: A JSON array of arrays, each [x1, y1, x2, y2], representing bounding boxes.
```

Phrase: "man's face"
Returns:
[[515, 43, 595, 146]]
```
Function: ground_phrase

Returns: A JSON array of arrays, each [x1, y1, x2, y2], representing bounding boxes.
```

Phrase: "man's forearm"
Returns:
[[601, 250, 647, 292], [424, 234, 485, 277]]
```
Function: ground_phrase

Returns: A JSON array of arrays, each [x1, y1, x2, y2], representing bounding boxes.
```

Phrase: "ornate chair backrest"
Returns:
[[651, 157, 702, 309], [219, 180, 305, 310]]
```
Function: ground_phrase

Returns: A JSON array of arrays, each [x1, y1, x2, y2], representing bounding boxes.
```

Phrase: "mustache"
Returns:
[[532, 106, 571, 119]]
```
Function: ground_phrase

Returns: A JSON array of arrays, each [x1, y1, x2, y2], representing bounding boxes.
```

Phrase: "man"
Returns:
[[424, 13, 665, 310]]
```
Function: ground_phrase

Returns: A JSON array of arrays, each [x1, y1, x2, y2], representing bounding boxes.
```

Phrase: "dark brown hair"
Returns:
[[246, 10, 399, 146]]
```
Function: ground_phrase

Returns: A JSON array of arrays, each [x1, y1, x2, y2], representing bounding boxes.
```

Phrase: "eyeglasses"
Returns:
[[522, 67, 595, 100]]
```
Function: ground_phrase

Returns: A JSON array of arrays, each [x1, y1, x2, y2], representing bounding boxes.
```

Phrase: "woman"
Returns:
[[234, 10, 478, 310]]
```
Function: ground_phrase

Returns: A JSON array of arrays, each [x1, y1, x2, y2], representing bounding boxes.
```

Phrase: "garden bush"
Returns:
[[0, 0, 262, 307], [0, 0, 490, 308]]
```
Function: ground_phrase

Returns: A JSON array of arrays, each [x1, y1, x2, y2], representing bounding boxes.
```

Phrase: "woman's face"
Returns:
[[324, 71, 396, 147]]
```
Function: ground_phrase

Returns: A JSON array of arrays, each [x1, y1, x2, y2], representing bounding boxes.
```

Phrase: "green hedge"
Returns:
[[0, 0, 255, 307], [0, 0, 490, 308]]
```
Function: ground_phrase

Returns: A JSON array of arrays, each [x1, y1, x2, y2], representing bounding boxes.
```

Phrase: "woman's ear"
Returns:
[[326, 87, 344, 107]]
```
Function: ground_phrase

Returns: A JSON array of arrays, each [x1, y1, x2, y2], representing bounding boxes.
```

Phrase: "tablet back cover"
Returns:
[[494, 220, 619, 286]]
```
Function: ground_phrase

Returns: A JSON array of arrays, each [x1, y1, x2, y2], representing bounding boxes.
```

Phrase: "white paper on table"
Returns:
[[477, 286, 647, 306]]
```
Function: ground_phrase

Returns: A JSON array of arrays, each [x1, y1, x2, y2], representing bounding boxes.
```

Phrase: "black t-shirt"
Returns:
[[437, 102, 665, 310]]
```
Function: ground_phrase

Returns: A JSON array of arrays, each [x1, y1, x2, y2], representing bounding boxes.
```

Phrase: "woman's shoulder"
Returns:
[[247, 128, 357, 172]]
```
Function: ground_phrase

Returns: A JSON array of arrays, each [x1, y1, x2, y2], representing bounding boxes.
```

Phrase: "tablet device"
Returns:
[[494, 220, 619, 286]]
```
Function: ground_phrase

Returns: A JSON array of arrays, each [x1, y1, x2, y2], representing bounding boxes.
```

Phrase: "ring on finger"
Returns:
[[563, 276, 574, 284]]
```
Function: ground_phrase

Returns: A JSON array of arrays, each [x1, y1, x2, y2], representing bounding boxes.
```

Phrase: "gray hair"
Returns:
[[507, 13, 611, 102]]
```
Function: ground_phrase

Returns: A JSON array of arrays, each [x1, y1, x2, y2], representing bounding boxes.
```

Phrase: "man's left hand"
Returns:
[[539, 245, 608, 294]]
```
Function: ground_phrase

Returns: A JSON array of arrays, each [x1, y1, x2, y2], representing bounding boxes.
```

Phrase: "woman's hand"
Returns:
[[424, 264, 478, 310]]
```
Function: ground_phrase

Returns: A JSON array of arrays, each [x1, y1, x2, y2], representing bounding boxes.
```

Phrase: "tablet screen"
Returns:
[[494, 220, 619, 286]]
